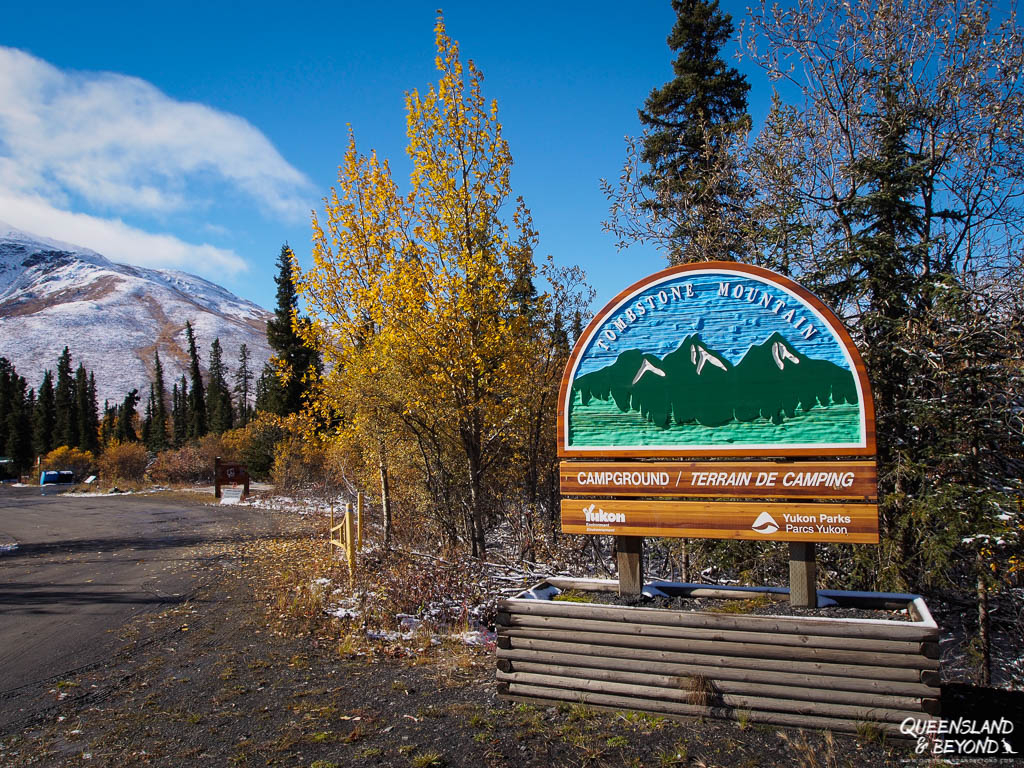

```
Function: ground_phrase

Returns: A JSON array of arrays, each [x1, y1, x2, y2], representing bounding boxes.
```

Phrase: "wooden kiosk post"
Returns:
[[789, 541, 817, 608], [616, 536, 643, 595]]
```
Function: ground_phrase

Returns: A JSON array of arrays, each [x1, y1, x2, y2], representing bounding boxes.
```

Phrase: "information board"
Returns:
[[557, 263, 878, 543]]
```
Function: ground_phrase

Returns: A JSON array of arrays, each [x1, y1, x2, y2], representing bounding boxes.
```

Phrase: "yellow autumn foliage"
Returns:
[[39, 445, 96, 481], [298, 15, 590, 555]]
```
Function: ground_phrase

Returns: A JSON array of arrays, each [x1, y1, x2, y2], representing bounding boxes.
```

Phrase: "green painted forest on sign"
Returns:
[[569, 333, 861, 447]]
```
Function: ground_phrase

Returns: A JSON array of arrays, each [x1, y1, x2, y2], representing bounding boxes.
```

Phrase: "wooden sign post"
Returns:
[[557, 263, 878, 605], [214, 457, 250, 501]]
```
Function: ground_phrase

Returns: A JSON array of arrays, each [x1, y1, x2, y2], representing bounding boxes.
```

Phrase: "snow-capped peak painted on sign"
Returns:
[[631, 359, 667, 385], [772, 340, 801, 370], [692, 343, 728, 375]]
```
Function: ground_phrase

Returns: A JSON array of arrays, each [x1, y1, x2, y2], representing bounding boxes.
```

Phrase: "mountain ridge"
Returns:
[[0, 223, 273, 406]]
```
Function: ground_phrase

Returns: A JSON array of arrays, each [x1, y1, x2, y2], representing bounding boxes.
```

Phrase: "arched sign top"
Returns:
[[558, 263, 876, 458]]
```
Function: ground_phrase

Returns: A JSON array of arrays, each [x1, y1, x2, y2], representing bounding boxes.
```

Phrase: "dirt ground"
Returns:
[[0, 508, 960, 768]]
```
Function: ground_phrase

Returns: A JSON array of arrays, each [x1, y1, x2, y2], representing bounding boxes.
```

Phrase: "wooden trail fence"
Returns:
[[496, 578, 940, 736], [329, 492, 363, 584]]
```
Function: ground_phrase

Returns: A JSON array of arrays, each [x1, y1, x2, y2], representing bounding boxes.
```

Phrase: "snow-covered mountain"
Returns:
[[0, 222, 273, 406]]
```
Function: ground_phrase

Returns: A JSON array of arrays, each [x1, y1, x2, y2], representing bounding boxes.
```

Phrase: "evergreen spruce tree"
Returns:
[[141, 386, 154, 448], [24, 387, 36, 460], [33, 370, 56, 457], [638, 0, 751, 263], [115, 389, 140, 443], [253, 363, 279, 414], [150, 351, 169, 451], [265, 245, 320, 415], [845, 89, 928, 457], [0, 360, 33, 472], [839, 87, 948, 590], [100, 401, 117, 447], [53, 347, 78, 448], [184, 322, 207, 438], [5, 374, 32, 473], [233, 343, 254, 427], [206, 338, 233, 434], [75, 364, 88, 449], [171, 382, 181, 447], [0, 357, 14, 459], [172, 376, 189, 446], [86, 373, 100, 452], [74, 364, 99, 454]]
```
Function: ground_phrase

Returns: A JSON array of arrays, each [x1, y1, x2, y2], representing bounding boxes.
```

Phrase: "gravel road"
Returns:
[[0, 486, 278, 734]]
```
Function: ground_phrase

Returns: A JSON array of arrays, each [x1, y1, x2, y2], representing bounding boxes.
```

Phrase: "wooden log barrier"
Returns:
[[497, 627, 938, 670], [498, 669, 931, 723], [495, 580, 941, 735], [494, 649, 941, 700], [496, 661, 940, 714], [499, 687, 919, 738], [497, 612, 932, 656], [496, 635, 937, 686], [497, 597, 938, 642]]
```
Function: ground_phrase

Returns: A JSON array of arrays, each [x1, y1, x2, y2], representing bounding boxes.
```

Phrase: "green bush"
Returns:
[[220, 413, 285, 480]]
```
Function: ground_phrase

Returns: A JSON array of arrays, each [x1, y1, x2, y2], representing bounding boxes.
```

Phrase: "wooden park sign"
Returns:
[[557, 263, 879, 602], [497, 271, 936, 728], [214, 456, 250, 500]]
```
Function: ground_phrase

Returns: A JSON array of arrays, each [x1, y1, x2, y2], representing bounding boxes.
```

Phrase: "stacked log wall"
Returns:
[[496, 582, 940, 736]]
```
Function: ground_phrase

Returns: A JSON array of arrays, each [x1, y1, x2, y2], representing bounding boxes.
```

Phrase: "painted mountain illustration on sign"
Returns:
[[572, 333, 858, 433]]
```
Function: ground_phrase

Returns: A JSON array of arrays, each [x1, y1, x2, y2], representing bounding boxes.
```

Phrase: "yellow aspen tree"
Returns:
[[299, 15, 591, 557], [392, 16, 541, 557], [301, 129, 407, 548]]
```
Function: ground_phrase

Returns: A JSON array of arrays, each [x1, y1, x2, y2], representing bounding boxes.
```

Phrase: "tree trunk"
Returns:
[[977, 565, 991, 687], [464, 421, 487, 559], [378, 438, 393, 551]]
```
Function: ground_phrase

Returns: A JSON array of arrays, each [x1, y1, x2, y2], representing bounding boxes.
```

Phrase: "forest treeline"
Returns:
[[0, 245, 318, 485]]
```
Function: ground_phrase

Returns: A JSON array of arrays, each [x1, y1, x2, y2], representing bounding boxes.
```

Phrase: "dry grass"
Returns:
[[707, 593, 773, 614], [776, 729, 840, 768], [248, 534, 342, 634], [681, 674, 717, 708]]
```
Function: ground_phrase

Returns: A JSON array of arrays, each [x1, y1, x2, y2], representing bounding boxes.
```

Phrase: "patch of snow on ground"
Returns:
[[329, 606, 360, 620], [456, 629, 497, 647], [247, 495, 352, 517]]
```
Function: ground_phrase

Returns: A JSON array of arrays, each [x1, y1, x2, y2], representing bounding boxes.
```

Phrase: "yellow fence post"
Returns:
[[344, 502, 356, 586], [329, 502, 334, 554], [356, 491, 363, 551]]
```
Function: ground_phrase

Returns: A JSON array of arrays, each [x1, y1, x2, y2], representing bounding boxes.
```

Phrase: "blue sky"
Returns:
[[573, 271, 853, 378], [0, 1, 773, 312]]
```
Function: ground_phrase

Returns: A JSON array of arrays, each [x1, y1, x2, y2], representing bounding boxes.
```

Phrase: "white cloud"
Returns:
[[0, 46, 314, 277], [0, 46, 313, 219], [0, 192, 247, 274]]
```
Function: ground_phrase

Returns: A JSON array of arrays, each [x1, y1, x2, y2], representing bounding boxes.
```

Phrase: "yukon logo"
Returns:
[[751, 511, 780, 535], [583, 503, 625, 524]]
